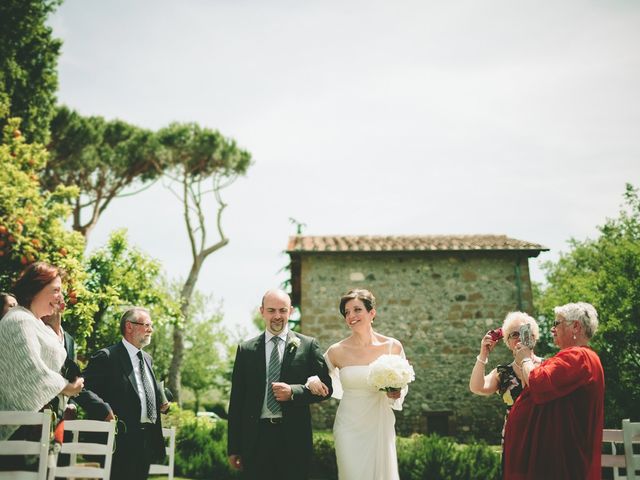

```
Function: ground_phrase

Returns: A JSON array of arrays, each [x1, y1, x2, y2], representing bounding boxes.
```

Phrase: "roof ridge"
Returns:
[[286, 234, 548, 254]]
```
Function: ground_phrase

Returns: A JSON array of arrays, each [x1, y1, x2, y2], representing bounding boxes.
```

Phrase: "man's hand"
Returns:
[[63, 403, 77, 420], [160, 402, 170, 414], [104, 411, 116, 422], [272, 382, 293, 401], [228, 454, 243, 471]]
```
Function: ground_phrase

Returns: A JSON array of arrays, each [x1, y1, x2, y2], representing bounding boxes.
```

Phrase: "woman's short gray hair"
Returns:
[[553, 302, 599, 338], [501, 311, 540, 347]]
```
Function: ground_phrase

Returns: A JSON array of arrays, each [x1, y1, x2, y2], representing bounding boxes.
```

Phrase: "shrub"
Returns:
[[397, 434, 458, 480], [397, 434, 500, 480], [453, 441, 501, 480], [163, 405, 239, 479], [310, 431, 338, 479], [162, 408, 500, 480], [310, 431, 500, 480]]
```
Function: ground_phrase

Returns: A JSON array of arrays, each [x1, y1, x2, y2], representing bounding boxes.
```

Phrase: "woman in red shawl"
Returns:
[[503, 302, 604, 480]]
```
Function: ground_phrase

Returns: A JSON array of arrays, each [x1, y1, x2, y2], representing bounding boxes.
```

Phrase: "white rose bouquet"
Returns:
[[367, 354, 415, 392]]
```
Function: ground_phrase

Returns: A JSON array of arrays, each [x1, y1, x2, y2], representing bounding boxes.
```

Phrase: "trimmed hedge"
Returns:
[[164, 407, 500, 479]]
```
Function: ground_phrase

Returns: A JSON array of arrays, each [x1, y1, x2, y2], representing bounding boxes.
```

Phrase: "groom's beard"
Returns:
[[267, 319, 286, 334]]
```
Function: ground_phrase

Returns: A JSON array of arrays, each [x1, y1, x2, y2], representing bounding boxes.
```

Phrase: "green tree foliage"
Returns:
[[81, 229, 181, 355], [45, 106, 161, 239], [156, 122, 251, 402], [181, 301, 232, 413], [538, 184, 640, 425], [0, 0, 62, 143], [0, 118, 95, 332]]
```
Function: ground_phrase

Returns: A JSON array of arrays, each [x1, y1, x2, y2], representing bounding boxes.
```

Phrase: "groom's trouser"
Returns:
[[244, 420, 308, 480]]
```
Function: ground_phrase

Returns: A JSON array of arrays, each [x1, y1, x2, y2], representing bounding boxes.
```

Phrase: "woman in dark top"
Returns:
[[469, 311, 543, 475]]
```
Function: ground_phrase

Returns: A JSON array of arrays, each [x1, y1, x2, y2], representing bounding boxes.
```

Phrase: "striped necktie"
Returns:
[[267, 336, 282, 415], [137, 351, 157, 423]]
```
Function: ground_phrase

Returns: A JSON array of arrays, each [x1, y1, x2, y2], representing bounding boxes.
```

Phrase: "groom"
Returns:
[[227, 289, 332, 480]]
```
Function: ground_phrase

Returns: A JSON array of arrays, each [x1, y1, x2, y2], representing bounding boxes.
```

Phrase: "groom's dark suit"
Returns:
[[227, 330, 332, 479], [82, 341, 166, 480]]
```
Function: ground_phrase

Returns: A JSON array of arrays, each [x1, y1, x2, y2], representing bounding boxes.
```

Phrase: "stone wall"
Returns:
[[295, 250, 535, 443]]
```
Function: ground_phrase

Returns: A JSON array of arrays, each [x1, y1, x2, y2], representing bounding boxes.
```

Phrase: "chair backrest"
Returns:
[[148, 426, 176, 479], [623, 419, 640, 480], [48, 419, 116, 480], [0, 409, 52, 480], [603, 428, 626, 480]]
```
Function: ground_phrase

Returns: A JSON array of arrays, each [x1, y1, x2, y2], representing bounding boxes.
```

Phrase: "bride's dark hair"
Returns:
[[339, 289, 376, 317]]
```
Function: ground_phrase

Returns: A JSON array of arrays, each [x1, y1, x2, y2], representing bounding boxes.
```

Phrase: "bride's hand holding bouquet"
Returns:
[[367, 354, 415, 399]]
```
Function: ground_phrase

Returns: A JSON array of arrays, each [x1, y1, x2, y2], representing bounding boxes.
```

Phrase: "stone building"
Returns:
[[287, 234, 547, 443]]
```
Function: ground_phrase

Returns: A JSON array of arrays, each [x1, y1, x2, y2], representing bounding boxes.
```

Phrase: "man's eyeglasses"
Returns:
[[128, 320, 153, 329]]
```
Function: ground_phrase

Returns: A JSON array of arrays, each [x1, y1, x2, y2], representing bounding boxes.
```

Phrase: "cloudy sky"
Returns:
[[49, 0, 640, 334]]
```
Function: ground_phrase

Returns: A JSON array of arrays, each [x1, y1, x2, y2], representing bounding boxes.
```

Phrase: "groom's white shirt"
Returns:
[[261, 328, 288, 419]]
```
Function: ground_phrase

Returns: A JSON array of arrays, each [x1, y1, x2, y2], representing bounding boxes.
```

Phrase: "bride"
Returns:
[[308, 288, 407, 480]]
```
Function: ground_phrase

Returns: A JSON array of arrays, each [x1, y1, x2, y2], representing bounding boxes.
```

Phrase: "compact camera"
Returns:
[[489, 328, 503, 342]]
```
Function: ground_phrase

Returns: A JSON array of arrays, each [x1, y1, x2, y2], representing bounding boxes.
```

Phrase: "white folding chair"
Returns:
[[0, 409, 52, 480], [623, 419, 640, 480], [603, 428, 626, 480], [48, 419, 115, 480], [148, 426, 176, 479]]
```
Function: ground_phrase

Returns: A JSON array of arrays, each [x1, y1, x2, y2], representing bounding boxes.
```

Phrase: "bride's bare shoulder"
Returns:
[[375, 333, 403, 354], [326, 339, 353, 366]]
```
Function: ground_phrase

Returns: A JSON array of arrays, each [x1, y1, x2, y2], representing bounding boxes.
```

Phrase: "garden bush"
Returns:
[[163, 405, 239, 479], [312, 431, 499, 480], [163, 407, 499, 480], [310, 431, 338, 479]]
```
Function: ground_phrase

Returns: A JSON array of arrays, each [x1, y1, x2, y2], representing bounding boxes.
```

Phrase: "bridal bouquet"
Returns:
[[367, 354, 415, 392]]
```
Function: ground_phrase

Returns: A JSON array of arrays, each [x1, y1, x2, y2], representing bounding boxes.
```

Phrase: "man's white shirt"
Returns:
[[122, 338, 157, 423]]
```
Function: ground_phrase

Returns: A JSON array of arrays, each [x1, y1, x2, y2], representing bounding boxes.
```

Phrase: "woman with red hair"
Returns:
[[0, 262, 84, 444]]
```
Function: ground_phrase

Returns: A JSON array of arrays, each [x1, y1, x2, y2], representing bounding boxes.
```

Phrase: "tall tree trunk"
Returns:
[[168, 260, 201, 403], [167, 169, 232, 403], [194, 392, 200, 414]]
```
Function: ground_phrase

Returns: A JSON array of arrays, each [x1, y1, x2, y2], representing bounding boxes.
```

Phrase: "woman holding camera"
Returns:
[[503, 302, 604, 480], [469, 312, 543, 446]]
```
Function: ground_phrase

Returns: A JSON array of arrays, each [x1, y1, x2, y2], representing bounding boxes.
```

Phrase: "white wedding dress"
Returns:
[[326, 354, 406, 480]]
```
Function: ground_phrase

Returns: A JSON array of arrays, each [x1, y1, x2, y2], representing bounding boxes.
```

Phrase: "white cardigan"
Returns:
[[0, 306, 67, 440]]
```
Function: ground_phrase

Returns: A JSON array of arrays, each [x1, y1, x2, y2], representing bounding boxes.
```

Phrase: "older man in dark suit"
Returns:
[[83, 307, 169, 480], [227, 289, 333, 480]]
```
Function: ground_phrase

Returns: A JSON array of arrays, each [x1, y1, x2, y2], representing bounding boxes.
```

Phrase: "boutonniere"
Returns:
[[288, 337, 301, 353]]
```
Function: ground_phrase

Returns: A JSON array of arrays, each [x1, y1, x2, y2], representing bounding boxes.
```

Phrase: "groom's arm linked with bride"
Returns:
[[227, 289, 333, 480]]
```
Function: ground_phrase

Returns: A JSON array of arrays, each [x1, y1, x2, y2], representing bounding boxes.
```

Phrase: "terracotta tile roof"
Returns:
[[287, 235, 548, 253]]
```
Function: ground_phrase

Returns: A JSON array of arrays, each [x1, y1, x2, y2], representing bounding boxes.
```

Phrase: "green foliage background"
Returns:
[[81, 229, 181, 354], [537, 183, 640, 426], [0, 0, 62, 143], [0, 118, 95, 332]]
